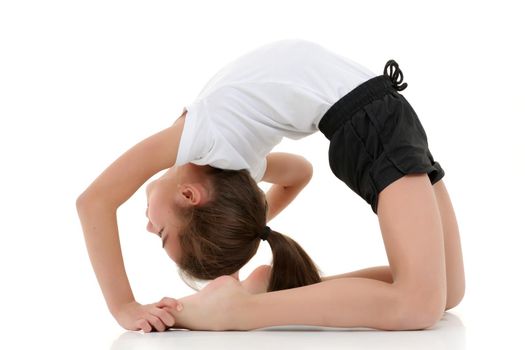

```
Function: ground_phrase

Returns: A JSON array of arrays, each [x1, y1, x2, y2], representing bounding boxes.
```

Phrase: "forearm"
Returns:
[[321, 266, 393, 284], [265, 178, 310, 223], [76, 198, 135, 315]]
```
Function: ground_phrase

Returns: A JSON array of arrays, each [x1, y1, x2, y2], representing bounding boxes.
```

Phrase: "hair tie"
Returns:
[[259, 226, 272, 241]]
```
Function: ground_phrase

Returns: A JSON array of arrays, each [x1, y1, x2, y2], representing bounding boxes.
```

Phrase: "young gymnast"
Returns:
[[76, 39, 465, 332]]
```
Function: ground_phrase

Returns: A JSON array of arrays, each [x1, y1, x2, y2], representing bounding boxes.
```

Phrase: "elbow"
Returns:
[[76, 190, 96, 211], [305, 160, 313, 181], [76, 192, 89, 213], [299, 158, 314, 185], [76, 190, 117, 213]]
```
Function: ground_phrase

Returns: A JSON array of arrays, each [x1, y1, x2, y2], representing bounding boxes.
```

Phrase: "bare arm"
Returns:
[[76, 114, 185, 319], [261, 152, 313, 223], [76, 202, 134, 314]]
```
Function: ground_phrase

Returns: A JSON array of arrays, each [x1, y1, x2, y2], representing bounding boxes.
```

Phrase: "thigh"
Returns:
[[432, 179, 466, 309], [376, 173, 447, 300]]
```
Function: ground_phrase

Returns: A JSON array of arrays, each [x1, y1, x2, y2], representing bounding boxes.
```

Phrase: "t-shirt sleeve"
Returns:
[[176, 96, 267, 184], [175, 101, 213, 166], [251, 157, 267, 183]]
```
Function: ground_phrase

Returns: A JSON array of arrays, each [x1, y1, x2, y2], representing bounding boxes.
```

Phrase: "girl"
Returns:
[[77, 39, 465, 332]]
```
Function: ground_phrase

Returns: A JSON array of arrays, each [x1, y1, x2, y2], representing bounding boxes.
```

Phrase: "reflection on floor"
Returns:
[[111, 312, 465, 350]]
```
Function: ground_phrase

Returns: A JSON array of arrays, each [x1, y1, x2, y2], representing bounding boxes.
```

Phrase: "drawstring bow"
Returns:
[[383, 60, 408, 91]]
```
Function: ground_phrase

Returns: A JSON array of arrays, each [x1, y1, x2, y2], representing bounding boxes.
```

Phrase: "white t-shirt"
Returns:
[[175, 39, 376, 182]]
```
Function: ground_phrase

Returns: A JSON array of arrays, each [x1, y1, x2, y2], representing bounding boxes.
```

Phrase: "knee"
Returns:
[[394, 290, 446, 330], [445, 286, 465, 311]]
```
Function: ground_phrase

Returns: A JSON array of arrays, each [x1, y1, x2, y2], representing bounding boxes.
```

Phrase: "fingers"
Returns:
[[156, 297, 182, 310], [149, 307, 176, 328], [136, 315, 167, 333], [145, 313, 166, 332], [145, 307, 178, 332], [134, 299, 183, 333], [136, 319, 152, 333]]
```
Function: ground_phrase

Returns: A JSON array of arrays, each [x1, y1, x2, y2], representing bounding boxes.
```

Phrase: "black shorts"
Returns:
[[318, 60, 445, 215]]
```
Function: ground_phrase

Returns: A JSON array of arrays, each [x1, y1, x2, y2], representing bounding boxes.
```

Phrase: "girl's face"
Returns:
[[146, 172, 182, 263], [145, 164, 212, 263]]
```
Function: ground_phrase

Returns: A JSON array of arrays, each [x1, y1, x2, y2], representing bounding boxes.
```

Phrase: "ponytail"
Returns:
[[174, 167, 322, 293], [265, 229, 322, 292]]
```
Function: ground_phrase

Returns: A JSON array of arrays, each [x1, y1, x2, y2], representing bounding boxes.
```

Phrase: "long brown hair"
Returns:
[[175, 167, 322, 292]]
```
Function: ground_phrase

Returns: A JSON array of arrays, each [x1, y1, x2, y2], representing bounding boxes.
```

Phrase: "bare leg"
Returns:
[[432, 179, 466, 309], [321, 266, 393, 284], [170, 275, 402, 331], [170, 174, 447, 331], [241, 174, 447, 330], [320, 179, 465, 311]]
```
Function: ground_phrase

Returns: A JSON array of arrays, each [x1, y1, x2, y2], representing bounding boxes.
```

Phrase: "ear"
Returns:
[[176, 183, 204, 207]]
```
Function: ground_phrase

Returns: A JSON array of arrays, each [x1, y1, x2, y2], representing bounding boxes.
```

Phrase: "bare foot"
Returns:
[[240, 265, 272, 294], [167, 266, 271, 330], [170, 275, 253, 331]]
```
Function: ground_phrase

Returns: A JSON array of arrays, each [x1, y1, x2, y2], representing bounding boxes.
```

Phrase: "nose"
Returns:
[[146, 220, 154, 233]]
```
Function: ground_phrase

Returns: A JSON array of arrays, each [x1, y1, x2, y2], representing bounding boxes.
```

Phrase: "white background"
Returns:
[[1, 1, 523, 349]]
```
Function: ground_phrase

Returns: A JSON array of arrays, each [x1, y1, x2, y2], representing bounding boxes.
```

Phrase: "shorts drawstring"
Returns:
[[383, 60, 408, 91]]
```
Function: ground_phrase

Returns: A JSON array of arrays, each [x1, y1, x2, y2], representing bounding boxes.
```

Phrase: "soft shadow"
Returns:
[[111, 311, 465, 350]]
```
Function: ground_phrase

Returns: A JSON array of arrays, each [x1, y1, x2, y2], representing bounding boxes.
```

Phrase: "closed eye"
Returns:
[[159, 228, 167, 248]]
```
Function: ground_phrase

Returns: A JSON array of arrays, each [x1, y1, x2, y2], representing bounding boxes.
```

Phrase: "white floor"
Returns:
[[4, 303, 523, 349], [109, 313, 467, 350]]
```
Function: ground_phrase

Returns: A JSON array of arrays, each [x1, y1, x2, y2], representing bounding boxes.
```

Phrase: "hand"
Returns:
[[114, 300, 182, 332]]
